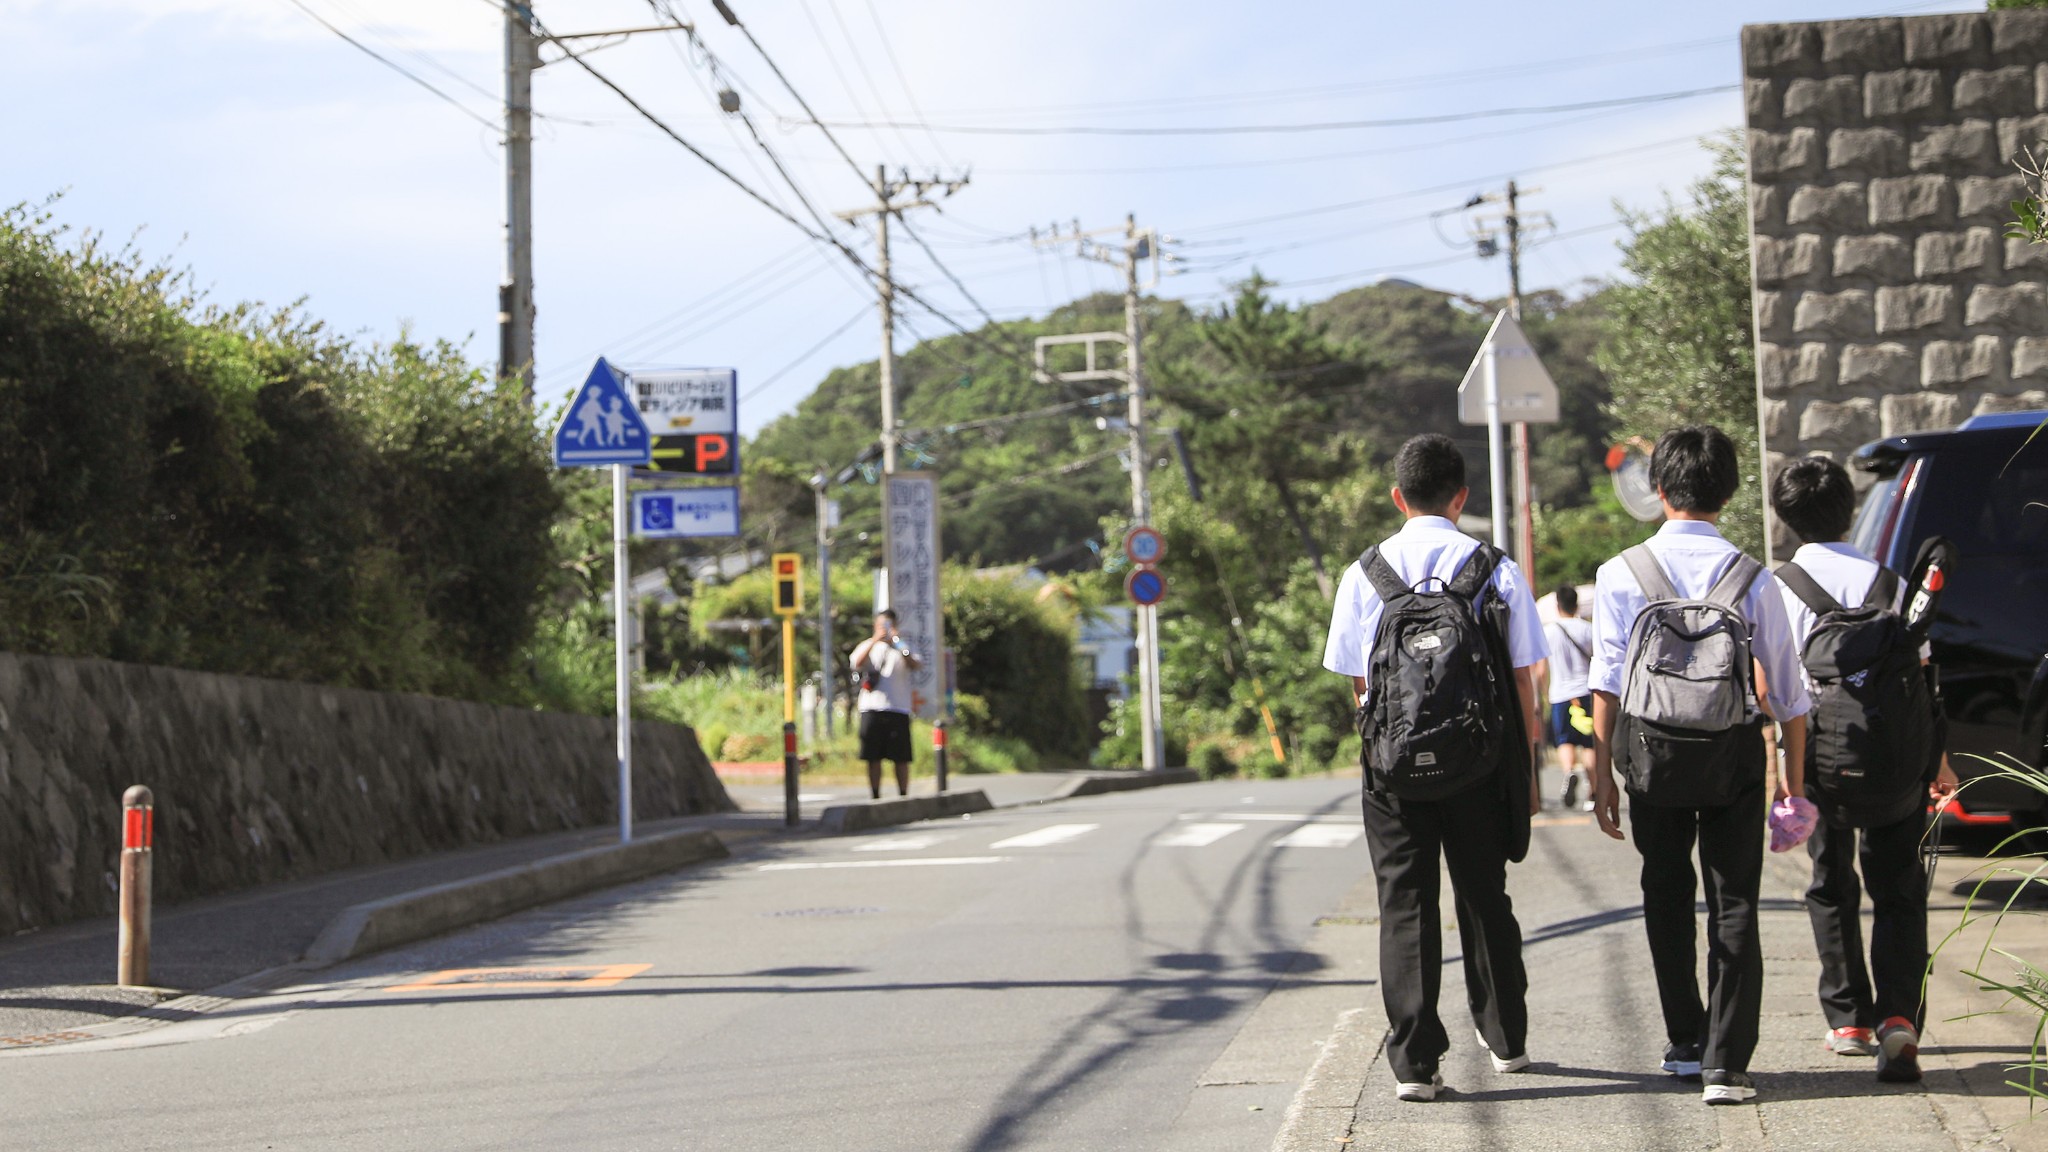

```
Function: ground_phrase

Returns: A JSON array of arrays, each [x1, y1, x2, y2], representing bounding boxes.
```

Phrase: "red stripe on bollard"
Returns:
[[932, 725, 947, 749], [123, 806, 153, 851], [118, 785, 154, 987], [784, 728, 798, 756]]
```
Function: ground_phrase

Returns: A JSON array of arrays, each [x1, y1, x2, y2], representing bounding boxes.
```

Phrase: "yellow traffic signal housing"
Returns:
[[772, 552, 803, 616]]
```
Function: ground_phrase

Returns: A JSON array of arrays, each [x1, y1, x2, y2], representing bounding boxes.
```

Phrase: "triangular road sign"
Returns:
[[1457, 311, 1560, 426], [554, 358, 653, 467]]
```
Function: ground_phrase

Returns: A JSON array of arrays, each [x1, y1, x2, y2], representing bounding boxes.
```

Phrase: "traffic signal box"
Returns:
[[772, 553, 803, 616]]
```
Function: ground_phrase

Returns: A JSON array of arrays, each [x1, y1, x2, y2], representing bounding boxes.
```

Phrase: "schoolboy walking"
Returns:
[[1584, 426, 1811, 1106], [1770, 457, 1957, 1083], [1544, 583, 1596, 811], [1322, 433, 1547, 1103]]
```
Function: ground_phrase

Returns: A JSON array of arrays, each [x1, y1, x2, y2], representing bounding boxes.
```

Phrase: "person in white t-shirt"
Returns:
[[1542, 583, 1596, 811], [850, 609, 922, 800]]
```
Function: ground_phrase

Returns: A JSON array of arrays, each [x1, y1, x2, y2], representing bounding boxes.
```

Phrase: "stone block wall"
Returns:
[[0, 651, 733, 936], [1744, 11, 2048, 543]]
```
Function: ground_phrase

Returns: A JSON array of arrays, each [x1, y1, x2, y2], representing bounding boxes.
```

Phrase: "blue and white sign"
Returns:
[[632, 487, 742, 539], [553, 358, 652, 467]]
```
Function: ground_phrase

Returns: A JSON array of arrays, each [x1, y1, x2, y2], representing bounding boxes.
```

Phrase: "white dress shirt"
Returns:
[[1587, 520, 1812, 721], [852, 642, 916, 714], [1775, 540, 1929, 692], [1322, 515, 1547, 681], [1545, 616, 1593, 703]]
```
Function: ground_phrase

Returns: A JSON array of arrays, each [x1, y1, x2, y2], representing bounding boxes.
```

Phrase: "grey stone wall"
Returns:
[[0, 651, 732, 936], [1744, 11, 2048, 544]]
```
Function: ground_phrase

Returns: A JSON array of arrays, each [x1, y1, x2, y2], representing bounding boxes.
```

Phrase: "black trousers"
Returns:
[[1805, 805, 1930, 1031], [1361, 778, 1528, 1082], [1627, 780, 1765, 1073]]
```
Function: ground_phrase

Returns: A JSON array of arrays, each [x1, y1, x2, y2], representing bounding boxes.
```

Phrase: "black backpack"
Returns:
[[1613, 547, 1768, 807], [1354, 544, 1510, 801], [1776, 561, 1938, 827]]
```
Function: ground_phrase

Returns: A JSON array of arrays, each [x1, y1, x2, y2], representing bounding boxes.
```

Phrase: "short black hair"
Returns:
[[1554, 583, 1579, 615], [1771, 456, 1856, 543], [875, 608, 898, 622], [1649, 425, 1740, 514], [1393, 433, 1467, 513]]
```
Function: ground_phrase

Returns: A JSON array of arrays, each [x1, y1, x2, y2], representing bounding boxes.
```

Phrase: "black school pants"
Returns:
[[1361, 777, 1528, 1082], [1627, 780, 1765, 1073], [1805, 804, 1930, 1031]]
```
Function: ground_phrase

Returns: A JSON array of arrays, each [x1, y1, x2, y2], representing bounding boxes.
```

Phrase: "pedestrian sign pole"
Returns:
[[1457, 312, 1560, 557], [772, 553, 803, 828], [553, 359, 652, 844]]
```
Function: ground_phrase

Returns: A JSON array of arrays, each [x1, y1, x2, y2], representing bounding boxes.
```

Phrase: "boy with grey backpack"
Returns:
[[1584, 427, 1812, 1106]]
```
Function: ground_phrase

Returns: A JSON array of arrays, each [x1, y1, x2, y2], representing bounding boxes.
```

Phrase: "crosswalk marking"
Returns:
[[853, 834, 954, 852], [759, 857, 1007, 871], [1155, 822, 1245, 848], [988, 823, 1100, 849], [1273, 824, 1364, 849], [1195, 812, 1355, 824]]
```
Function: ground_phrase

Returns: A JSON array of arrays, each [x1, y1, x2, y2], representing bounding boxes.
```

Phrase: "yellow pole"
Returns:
[[782, 616, 797, 724]]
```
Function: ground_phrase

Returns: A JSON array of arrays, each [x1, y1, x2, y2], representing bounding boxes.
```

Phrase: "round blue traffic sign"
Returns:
[[1126, 567, 1166, 607]]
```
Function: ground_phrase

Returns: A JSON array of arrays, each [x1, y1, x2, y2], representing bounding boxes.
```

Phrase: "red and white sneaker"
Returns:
[[1824, 1026, 1877, 1056], [1876, 1017, 1922, 1083]]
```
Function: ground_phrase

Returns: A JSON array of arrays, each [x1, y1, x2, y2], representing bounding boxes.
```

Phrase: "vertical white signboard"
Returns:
[[884, 472, 944, 720]]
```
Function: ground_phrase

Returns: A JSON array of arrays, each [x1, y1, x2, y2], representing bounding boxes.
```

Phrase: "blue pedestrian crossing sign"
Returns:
[[553, 358, 652, 467]]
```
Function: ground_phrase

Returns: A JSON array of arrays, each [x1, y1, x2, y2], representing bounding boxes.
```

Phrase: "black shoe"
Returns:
[[1661, 1042, 1703, 1080], [1561, 773, 1580, 809], [1702, 1069, 1756, 1104]]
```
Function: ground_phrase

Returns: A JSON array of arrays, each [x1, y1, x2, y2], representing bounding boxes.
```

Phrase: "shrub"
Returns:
[[1193, 742, 1238, 780]]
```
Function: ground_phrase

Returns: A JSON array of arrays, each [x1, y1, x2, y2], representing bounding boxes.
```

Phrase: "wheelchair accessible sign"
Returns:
[[632, 487, 741, 539]]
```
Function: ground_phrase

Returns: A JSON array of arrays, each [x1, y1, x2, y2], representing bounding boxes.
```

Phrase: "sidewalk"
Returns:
[[1274, 811, 2048, 1151], [0, 769, 1111, 1044]]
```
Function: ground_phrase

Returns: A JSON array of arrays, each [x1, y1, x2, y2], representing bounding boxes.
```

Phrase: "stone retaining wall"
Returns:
[[0, 651, 732, 936], [1744, 11, 2048, 544]]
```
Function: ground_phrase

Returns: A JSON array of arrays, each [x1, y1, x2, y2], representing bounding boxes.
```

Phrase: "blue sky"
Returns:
[[3, 0, 1971, 434]]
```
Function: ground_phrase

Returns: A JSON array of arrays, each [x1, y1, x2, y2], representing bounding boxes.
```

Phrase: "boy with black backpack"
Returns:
[[1584, 426, 1812, 1106], [1322, 434, 1547, 1103], [1770, 457, 1957, 1083]]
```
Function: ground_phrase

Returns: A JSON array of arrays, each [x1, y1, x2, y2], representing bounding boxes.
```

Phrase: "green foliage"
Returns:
[[1192, 741, 1237, 780], [1990, 0, 2048, 10], [1596, 134, 1766, 556], [1533, 488, 1660, 590], [0, 203, 560, 700]]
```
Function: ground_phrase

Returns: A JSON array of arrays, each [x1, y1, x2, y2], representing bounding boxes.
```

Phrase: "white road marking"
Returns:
[[1190, 812, 1354, 824], [852, 834, 954, 852], [758, 857, 1008, 871], [989, 823, 1100, 849], [796, 793, 835, 803], [1154, 822, 1245, 847], [1273, 824, 1364, 848]]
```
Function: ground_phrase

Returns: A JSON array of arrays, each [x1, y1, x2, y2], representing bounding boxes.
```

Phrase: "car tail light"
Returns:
[[1874, 456, 1923, 566]]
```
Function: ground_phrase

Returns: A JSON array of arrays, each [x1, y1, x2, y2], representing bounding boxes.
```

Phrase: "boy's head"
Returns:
[[1770, 456, 1857, 544], [872, 608, 898, 637], [1555, 583, 1579, 616], [1650, 425, 1741, 516], [1392, 433, 1469, 518]]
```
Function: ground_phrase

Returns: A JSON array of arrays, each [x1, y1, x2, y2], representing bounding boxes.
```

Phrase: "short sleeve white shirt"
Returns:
[[852, 642, 915, 714], [1322, 516, 1547, 681], [1587, 520, 1811, 721], [1544, 616, 1593, 703], [1775, 541, 1929, 692]]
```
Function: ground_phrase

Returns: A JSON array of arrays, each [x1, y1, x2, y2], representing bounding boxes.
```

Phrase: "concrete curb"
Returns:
[[1048, 768, 1201, 800], [302, 828, 729, 967], [816, 790, 993, 833], [1268, 1007, 1381, 1152]]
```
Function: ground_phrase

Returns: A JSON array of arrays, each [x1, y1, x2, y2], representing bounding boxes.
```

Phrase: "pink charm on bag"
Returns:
[[1769, 796, 1820, 852]]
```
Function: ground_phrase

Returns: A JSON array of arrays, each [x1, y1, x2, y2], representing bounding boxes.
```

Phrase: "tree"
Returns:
[[1596, 135, 1766, 555]]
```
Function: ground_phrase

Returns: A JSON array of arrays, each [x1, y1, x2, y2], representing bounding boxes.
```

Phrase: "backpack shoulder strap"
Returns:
[[1621, 543, 1680, 604], [1705, 554, 1764, 611], [1773, 560, 1843, 617], [1358, 547, 1409, 604], [1557, 620, 1592, 659], [1447, 543, 1503, 602], [1863, 566, 1902, 612]]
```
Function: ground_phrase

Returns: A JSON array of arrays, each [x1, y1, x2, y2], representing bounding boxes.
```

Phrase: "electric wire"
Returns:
[[821, 0, 930, 166], [858, 0, 958, 167], [276, 0, 499, 130], [740, 304, 873, 402]]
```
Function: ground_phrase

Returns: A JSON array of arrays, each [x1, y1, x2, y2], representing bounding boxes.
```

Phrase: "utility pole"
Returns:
[[1033, 216, 1172, 770], [501, 3, 537, 398], [1470, 181, 1552, 575]]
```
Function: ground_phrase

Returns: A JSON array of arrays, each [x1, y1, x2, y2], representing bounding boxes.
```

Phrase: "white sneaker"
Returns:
[[1579, 799, 1596, 812], [1395, 1072, 1444, 1102], [1475, 1027, 1530, 1072]]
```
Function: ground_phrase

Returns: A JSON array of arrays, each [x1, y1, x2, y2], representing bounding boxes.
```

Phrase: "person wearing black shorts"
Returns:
[[850, 609, 922, 799]]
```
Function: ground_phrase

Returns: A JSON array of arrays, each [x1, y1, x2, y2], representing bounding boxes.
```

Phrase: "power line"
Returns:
[[276, 0, 498, 130], [741, 304, 872, 402], [858, 0, 958, 167], [790, 84, 1738, 137]]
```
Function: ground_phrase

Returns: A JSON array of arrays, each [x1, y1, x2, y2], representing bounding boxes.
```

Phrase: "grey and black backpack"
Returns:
[[1354, 545, 1509, 801], [1776, 561, 1937, 828], [1613, 545, 1768, 807]]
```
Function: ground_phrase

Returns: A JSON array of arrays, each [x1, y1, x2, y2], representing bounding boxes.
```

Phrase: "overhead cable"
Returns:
[[276, 0, 498, 130]]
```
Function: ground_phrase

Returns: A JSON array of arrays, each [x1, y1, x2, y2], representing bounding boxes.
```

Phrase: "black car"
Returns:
[[1850, 410, 2048, 826]]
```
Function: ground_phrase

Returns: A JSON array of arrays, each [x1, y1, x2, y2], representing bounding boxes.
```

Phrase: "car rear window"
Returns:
[[1918, 437, 2048, 562]]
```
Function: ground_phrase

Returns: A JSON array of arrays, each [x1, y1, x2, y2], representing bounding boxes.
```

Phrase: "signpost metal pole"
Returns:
[[1483, 338, 1509, 551], [814, 480, 834, 738], [613, 463, 633, 843]]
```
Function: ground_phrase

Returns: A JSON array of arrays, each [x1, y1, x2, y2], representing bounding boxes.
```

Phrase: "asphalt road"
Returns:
[[0, 778, 1376, 1152]]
